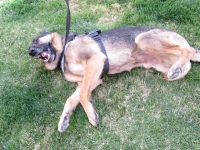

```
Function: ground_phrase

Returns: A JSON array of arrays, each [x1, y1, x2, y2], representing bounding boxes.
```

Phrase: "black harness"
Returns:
[[86, 30, 109, 74], [60, 0, 109, 74]]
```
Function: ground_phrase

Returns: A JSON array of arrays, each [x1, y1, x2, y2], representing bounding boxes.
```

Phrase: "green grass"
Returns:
[[1, 0, 200, 149]]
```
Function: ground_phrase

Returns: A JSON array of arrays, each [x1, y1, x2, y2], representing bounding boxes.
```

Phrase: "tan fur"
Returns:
[[29, 27, 200, 132], [44, 33, 63, 70]]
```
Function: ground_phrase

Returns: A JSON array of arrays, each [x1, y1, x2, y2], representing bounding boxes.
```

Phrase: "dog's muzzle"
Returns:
[[28, 44, 56, 62]]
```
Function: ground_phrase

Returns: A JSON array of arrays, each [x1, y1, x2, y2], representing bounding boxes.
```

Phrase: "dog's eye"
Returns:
[[33, 38, 39, 43]]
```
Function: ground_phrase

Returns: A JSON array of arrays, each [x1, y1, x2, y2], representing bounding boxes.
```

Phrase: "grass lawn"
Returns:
[[0, 0, 200, 149]]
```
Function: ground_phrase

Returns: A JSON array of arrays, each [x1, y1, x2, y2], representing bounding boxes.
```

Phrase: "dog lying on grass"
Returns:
[[28, 26, 200, 132]]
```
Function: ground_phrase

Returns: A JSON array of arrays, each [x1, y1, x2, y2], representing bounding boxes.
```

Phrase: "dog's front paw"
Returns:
[[88, 110, 99, 127], [58, 112, 70, 132]]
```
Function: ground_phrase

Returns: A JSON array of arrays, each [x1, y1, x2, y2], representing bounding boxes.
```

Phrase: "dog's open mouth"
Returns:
[[39, 48, 55, 62], [41, 50, 50, 62]]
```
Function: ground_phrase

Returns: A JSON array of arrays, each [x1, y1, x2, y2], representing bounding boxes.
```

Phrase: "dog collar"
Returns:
[[85, 30, 109, 74]]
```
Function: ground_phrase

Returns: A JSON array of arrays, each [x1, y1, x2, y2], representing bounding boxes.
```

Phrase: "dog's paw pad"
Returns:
[[88, 111, 99, 127], [58, 113, 70, 132], [169, 67, 182, 80]]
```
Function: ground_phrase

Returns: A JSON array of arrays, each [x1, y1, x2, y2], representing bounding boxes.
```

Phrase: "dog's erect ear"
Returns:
[[42, 29, 51, 34], [34, 30, 52, 41]]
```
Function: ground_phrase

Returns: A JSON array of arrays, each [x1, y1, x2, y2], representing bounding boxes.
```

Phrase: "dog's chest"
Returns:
[[63, 61, 84, 82], [68, 62, 84, 75]]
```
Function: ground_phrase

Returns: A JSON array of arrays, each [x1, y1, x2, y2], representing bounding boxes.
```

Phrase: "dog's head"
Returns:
[[28, 30, 57, 62], [28, 30, 63, 70]]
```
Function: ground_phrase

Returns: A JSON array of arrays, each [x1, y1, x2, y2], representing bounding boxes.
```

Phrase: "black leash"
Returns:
[[63, 0, 71, 50], [59, 0, 70, 71]]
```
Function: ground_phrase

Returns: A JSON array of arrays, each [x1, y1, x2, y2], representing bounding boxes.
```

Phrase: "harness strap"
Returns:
[[59, 34, 76, 72], [86, 30, 109, 74], [60, 42, 71, 73]]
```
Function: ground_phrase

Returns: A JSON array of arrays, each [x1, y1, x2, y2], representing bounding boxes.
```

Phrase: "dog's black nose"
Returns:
[[28, 47, 36, 56]]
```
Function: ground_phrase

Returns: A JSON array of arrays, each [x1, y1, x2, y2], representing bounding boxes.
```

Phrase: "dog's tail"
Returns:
[[190, 46, 200, 62]]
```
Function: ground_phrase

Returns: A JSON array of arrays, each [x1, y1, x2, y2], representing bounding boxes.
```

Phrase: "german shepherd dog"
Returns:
[[28, 26, 200, 132]]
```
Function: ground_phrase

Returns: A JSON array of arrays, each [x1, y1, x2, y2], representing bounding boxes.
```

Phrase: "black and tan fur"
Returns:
[[28, 26, 200, 132]]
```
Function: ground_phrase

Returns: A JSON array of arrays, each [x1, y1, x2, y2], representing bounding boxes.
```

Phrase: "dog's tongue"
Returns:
[[41, 51, 48, 58]]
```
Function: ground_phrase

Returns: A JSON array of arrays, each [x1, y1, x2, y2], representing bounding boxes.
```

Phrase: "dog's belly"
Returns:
[[109, 61, 142, 74], [106, 46, 133, 74], [107, 48, 172, 74]]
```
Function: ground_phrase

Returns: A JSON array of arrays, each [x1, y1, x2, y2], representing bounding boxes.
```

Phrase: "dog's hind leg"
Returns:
[[58, 83, 81, 132], [190, 48, 200, 62], [164, 46, 195, 81], [79, 53, 106, 127], [164, 61, 191, 81]]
